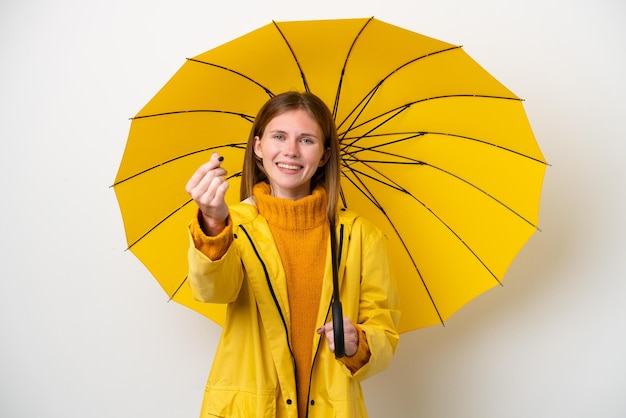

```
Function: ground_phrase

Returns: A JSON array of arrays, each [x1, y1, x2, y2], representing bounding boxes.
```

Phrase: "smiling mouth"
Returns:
[[277, 163, 302, 170]]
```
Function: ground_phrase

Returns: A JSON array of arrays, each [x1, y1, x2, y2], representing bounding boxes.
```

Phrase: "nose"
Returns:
[[283, 138, 299, 156]]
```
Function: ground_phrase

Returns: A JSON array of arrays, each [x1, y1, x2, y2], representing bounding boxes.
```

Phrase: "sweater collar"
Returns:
[[253, 182, 328, 230]]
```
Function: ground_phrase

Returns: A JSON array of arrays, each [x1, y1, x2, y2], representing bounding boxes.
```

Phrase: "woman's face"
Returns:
[[254, 109, 330, 200]]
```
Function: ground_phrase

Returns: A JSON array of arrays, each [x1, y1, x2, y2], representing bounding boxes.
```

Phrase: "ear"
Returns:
[[318, 147, 331, 167], [253, 136, 262, 159]]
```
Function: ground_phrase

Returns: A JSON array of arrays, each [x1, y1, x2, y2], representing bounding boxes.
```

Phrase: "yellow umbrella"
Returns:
[[113, 17, 547, 333]]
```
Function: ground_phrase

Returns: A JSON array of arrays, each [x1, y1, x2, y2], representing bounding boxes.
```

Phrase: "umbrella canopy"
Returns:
[[113, 17, 547, 333]]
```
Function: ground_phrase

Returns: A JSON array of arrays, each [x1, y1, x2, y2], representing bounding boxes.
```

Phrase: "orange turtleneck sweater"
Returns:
[[190, 183, 370, 417], [256, 183, 326, 416]]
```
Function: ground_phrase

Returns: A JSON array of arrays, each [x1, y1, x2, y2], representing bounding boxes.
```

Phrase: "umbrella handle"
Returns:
[[329, 220, 345, 358], [332, 299, 345, 358]]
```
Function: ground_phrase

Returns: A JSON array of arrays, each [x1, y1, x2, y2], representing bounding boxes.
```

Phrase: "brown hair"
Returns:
[[240, 91, 341, 222]]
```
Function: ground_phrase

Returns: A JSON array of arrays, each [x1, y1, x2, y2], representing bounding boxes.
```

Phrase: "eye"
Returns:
[[272, 134, 284, 141], [300, 137, 314, 144]]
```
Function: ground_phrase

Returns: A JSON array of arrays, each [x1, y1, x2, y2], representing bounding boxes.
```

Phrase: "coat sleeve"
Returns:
[[350, 218, 401, 381], [187, 222, 244, 304], [189, 209, 233, 261]]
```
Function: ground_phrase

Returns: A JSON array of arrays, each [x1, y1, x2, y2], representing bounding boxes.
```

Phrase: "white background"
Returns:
[[1, 0, 625, 417]]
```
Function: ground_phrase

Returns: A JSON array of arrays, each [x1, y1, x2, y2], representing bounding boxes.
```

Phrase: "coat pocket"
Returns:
[[202, 387, 277, 418], [330, 397, 368, 418]]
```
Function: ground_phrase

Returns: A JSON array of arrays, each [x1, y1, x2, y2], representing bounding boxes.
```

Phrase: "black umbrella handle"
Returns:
[[329, 220, 345, 358], [332, 298, 345, 358]]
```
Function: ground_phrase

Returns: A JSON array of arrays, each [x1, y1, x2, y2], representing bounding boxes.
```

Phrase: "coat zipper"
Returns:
[[239, 225, 298, 397], [305, 224, 344, 417]]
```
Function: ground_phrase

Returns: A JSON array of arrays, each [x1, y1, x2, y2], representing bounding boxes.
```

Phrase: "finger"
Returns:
[[317, 322, 332, 335], [202, 176, 227, 204], [190, 165, 228, 200], [326, 331, 335, 353], [344, 319, 360, 344], [343, 317, 356, 335], [213, 178, 230, 203], [317, 323, 336, 353], [185, 153, 224, 192], [199, 175, 227, 206]]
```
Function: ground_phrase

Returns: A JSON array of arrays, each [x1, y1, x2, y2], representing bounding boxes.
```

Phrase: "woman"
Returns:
[[185, 91, 400, 417]]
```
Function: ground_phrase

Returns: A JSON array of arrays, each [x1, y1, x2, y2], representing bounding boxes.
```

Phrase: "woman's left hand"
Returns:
[[317, 317, 359, 357]]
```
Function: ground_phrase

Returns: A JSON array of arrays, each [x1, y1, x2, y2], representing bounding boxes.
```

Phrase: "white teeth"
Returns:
[[277, 163, 300, 170]]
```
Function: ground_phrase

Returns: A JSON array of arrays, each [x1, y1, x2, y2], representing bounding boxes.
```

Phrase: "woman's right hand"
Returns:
[[185, 153, 230, 236]]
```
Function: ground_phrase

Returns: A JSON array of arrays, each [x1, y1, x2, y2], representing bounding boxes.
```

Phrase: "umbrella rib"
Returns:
[[335, 45, 462, 132], [332, 16, 375, 119], [424, 130, 547, 165], [344, 163, 504, 289], [125, 198, 194, 250], [339, 85, 384, 145], [344, 130, 547, 168], [186, 58, 275, 98], [342, 168, 446, 325], [131, 109, 255, 121], [124, 172, 242, 250], [111, 143, 246, 187], [342, 131, 425, 153], [342, 159, 424, 194], [271, 21, 309, 93], [340, 94, 522, 147], [347, 154, 537, 233], [169, 276, 188, 302], [425, 162, 541, 231], [339, 97, 404, 150], [343, 137, 542, 230]]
